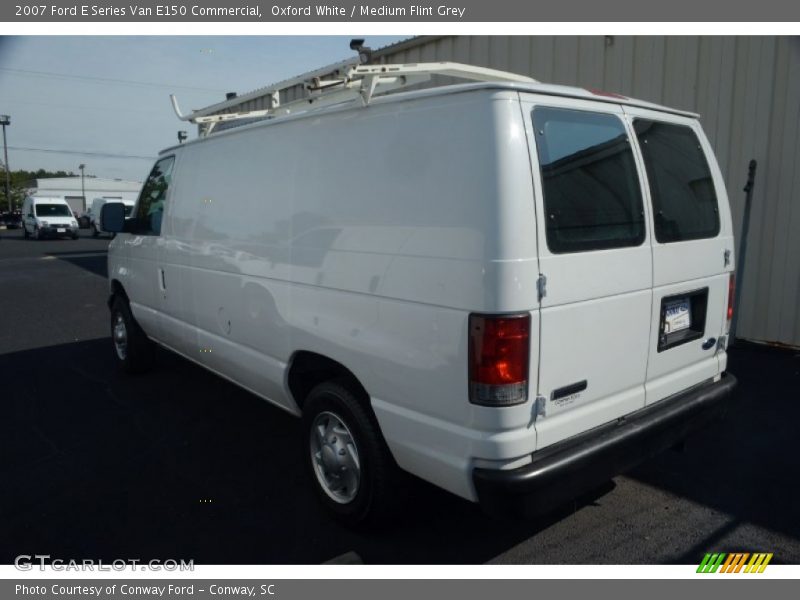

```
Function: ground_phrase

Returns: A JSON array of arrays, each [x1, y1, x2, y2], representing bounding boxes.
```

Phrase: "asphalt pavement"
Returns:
[[1, 226, 798, 565]]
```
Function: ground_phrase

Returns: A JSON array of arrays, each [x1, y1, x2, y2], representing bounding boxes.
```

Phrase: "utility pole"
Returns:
[[79, 163, 86, 211], [1, 115, 10, 212]]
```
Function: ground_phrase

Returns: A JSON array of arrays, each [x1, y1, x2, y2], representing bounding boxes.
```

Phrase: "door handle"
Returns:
[[702, 337, 716, 350], [158, 268, 166, 293]]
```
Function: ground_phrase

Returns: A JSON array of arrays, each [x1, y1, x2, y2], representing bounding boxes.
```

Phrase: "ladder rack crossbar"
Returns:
[[170, 61, 538, 135]]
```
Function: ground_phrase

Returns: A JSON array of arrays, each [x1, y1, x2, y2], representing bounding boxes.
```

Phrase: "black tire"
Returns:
[[71, 233, 79, 240], [23, 224, 29, 239], [303, 380, 401, 528], [34, 226, 41, 240], [110, 295, 154, 374], [91, 223, 99, 238]]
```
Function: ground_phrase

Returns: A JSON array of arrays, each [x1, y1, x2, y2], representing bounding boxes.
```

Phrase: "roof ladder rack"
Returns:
[[170, 61, 538, 135]]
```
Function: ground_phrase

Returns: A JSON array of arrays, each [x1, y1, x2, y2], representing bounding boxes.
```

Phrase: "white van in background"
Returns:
[[21, 196, 79, 240], [101, 63, 737, 526], [87, 197, 135, 237]]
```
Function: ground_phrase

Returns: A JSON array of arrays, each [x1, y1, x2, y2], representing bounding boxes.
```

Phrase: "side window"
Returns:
[[634, 120, 720, 243], [532, 107, 645, 254], [134, 156, 175, 235]]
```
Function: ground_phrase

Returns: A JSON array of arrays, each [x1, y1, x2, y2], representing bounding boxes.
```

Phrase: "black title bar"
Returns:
[[5, 0, 800, 21]]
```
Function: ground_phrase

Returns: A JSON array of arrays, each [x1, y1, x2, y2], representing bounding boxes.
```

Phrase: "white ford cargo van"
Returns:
[[102, 62, 737, 524], [22, 196, 80, 240]]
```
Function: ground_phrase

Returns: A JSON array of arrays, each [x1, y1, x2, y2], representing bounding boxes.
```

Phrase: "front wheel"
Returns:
[[91, 223, 99, 238], [23, 224, 29, 239], [110, 295, 154, 374], [303, 380, 401, 527]]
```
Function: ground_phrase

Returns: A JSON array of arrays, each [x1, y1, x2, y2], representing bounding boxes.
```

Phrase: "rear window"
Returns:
[[634, 120, 720, 243], [533, 107, 645, 254]]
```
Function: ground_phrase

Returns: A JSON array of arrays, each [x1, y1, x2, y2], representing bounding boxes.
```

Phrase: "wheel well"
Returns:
[[288, 351, 369, 411], [108, 279, 128, 308]]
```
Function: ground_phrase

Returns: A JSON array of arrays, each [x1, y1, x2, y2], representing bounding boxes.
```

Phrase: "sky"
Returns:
[[0, 36, 408, 182]]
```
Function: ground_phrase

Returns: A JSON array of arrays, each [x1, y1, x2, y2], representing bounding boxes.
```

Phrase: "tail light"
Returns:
[[468, 313, 530, 406], [727, 272, 735, 327]]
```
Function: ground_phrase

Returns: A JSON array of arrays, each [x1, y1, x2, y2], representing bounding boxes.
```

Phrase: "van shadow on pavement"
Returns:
[[48, 251, 108, 279], [627, 341, 800, 562], [1, 338, 612, 565]]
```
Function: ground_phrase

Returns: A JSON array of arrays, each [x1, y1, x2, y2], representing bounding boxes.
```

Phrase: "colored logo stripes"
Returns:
[[697, 552, 773, 573]]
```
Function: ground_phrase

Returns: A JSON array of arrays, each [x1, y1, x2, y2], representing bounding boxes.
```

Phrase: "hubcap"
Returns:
[[309, 411, 361, 504], [113, 312, 128, 361]]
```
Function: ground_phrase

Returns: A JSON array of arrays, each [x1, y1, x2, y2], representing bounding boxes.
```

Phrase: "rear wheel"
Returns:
[[110, 295, 154, 374], [303, 380, 401, 527]]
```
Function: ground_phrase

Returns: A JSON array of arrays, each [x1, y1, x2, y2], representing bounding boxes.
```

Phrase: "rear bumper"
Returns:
[[473, 373, 737, 518]]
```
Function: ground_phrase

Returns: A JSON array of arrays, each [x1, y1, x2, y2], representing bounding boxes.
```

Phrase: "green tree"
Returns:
[[0, 167, 77, 211]]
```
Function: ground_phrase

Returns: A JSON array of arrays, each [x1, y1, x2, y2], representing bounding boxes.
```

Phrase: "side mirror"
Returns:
[[100, 202, 126, 233]]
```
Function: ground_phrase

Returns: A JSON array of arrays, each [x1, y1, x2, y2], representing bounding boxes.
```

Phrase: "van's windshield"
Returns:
[[35, 204, 72, 217]]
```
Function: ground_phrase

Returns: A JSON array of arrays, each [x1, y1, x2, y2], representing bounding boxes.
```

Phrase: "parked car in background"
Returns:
[[21, 196, 79, 240], [77, 211, 91, 229], [1, 212, 22, 229]]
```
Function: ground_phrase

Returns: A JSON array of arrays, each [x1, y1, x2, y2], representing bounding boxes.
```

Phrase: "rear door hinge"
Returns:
[[717, 335, 727, 352], [537, 274, 547, 303], [534, 395, 547, 419]]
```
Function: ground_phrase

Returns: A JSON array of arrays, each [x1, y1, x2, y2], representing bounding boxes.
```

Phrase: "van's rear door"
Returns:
[[623, 107, 734, 405], [521, 95, 653, 450]]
